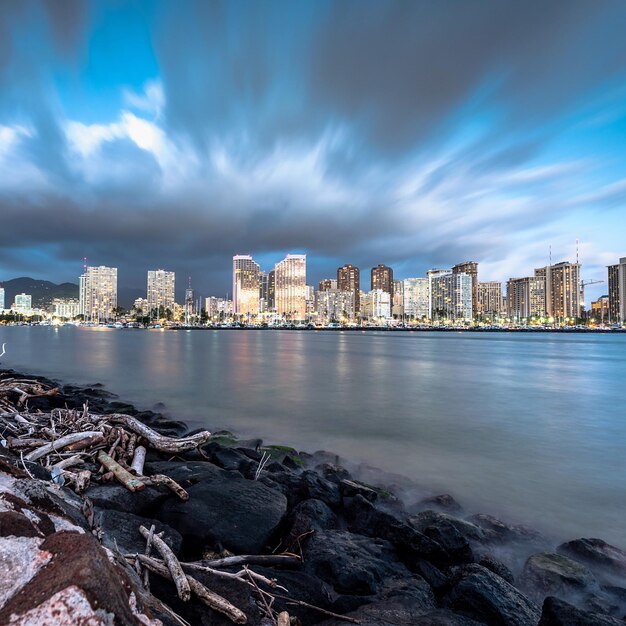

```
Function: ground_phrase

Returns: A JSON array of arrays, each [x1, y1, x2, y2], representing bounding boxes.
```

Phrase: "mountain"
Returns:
[[0, 277, 79, 309]]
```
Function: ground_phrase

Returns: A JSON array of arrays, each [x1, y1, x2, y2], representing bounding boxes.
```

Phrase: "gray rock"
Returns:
[[410, 510, 487, 543], [156, 464, 288, 555], [467, 513, 544, 544], [416, 494, 464, 514], [445, 563, 541, 626], [479, 555, 515, 585], [558, 538, 626, 579], [539, 596, 624, 625], [520, 553, 598, 603]]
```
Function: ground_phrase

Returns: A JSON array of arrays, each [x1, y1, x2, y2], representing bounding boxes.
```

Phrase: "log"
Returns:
[[6, 437, 47, 450], [142, 474, 189, 501], [109, 414, 211, 452], [97, 451, 145, 492], [136, 555, 247, 624], [50, 454, 85, 472], [139, 525, 190, 602], [25, 430, 103, 461], [130, 445, 147, 475], [201, 554, 301, 569], [64, 433, 105, 452]]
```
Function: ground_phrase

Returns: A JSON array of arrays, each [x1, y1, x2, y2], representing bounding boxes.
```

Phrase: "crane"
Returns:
[[581, 279, 604, 288]]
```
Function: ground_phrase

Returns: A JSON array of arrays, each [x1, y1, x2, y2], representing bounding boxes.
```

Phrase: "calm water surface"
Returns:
[[1, 326, 625, 546]]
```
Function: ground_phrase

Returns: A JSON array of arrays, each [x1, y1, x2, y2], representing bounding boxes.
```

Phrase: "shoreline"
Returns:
[[1, 368, 625, 625]]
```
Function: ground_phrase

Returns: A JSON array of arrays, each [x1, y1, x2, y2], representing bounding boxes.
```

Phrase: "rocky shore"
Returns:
[[0, 369, 625, 625]]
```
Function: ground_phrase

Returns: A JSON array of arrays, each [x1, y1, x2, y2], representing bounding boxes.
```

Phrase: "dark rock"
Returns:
[[94, 508, 183, 556], [410, 510, 487, 543], [281, 498, 339, 552], [265, 461, 288, 473], [558, 538, 626, 579], [344, 495, 449, 567], [468, 513, 544, 544], [422, 519, 474, 565], [107, 401, 138, 415], [84, 483, 170, 517], [315, 463, 352, 484], [316, 578, 437, 626], [258, 469, 342, 509], [520, 553, 598, 603], [539, 596, 624, 625], [303, 529, 409, 595], [479, 555, 515, 585], [416, 494, 464, 514], [143, 460, 223, 484], [444, 563, 541, 626], [156, 464, 288, 556], [583, 593, 620, 617], [204, 444, 252, 473], [282, 454, 303, 470], [414, 559, 449, 592], [237, 446, 263, 462], [340, 479, 379, 502]]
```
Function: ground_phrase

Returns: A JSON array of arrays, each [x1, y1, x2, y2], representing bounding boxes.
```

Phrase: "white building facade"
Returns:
[[79, 266, 118, 322]]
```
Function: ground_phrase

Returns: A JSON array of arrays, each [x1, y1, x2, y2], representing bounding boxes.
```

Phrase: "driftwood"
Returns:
[[25, 430, 103, 461], [108, 414, 211, 453], [139, 525, 190, 602], [98, 451, 145, 492], [142, 474, 189, 501], [202, 554, 301, 569], [136, 555, 247, 624], [130, 445, 147, 475]]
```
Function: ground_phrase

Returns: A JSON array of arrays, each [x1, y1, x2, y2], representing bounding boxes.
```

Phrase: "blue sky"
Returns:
[[1, 0, 625, 304]]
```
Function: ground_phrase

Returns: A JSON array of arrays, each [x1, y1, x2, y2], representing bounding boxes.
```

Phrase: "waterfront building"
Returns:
[[535, 261, 581, 321], [275, 254, 307, 321], [371, 264, 393, 300], [133, 298, 149, 315], [430, 273, 472, 321], [316, 289, 355, 323], [427, 269, 451, 319], [306, 285, 316, 318], [506, 277, 546, 321], [205, 296, 233, 319], [259, 271, 269, 313], [403, 278, 429, 320], [318, 279, 337, 292], [0, 287, 4, 310], [147, 269, 175, 317], [477, 281, 504, 320], [392, 279, 404, 318], [79, 266, 117, 322], [184, 281, 195, 322], [267, 269, 275, 312], [52, 298, 80, 319], [590, 296, 610, 323], [453, 261, 479, 317], [361, 289, 391, 320], [337, 264, 360, 313], [608, 257, 626, 323], [232, 255, 260, 317], [12, 293, 32, 313]]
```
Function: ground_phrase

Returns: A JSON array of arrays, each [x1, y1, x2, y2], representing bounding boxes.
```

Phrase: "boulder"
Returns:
[[94, 508, 183, 556], [422, 518, 474, 565], [520, 553, 598, 603], [202, 443, 253, 473], [340, 479, 379, 502], [557, 539, 626, 579], [539, 596, 624, 625], [467, 513, 544, 544], [410, 510, 487, 543], [444, 563, 541, 626], [281, 498, 339, 552], [415, 494, 464, 514], [156, 464, 288, 555], [479, 555, 515, 585], [344, 495, 449, 567], [84, 483, 170, 518], [302, 529, 409, 595]]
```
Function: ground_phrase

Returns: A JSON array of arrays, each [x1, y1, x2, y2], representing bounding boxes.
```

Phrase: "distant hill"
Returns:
[[0, 277, 144, 310], [0, 277, 79, 309]]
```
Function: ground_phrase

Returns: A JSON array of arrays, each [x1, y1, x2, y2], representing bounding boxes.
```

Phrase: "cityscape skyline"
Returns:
[[1, 2, 626, 304]]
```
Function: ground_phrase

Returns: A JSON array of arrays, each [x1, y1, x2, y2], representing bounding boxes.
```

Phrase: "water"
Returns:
[[1, 325, 625, 547]]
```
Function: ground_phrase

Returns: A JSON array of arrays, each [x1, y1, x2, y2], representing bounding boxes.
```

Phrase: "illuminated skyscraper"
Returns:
[[147, 269, 175, 316], [79, 266, 118, 322], [0, 287, 4, 310], [477, 281, 504, 320], [319, 279, 337, 292], [430, 272, 472, 321], [232, 254, 260, 316], [316, 289, 355, 323], [453, 261, 478, 317], [275, 254, 306, 321], [427, 269, 451, 319], [608, 257, 626, 323], [337, 264, 360, 312], [371, 264, 393, 300], [535, 261, 581, 321], [392, 279, 404, 318], [403, 278, 429, 320], [506, 277, 546, 320]]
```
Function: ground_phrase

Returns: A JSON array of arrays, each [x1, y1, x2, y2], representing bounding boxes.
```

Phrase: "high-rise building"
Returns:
[[79, 266, 117, 322], [184, 280, 195, 320], [267, 269, 276, 312], [13, 293, 32, 313], [205, 297, 232, 319], [318, 279, 337, 292], [506, 277, 546, 320], [259, 271, 269, 313], [361, 289, 391, 320], [275, 254, 307, 321], [0, 287, 4, 310], [315, 289, 355, 323], [403, 278, 429, 320], [147, 270, 176, 317], [133, 298, 148, 315], [430, 273, 472, 321], [590, 296, 610, 323], [371, 264, 393, 300], [306, 285, 316, 318], [608, 264, 620, 323], [477, 282, 504, 320], [337, 264, 360, 312], [392, 279, 404, 318], [535, 262, 581, 321], [452, 261, 478, 317], [427, 269, 451, 319], [232, 255, 260, 317], [53, 298, 80, 319]]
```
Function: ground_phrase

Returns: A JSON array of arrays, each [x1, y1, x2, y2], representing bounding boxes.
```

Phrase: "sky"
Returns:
[[1, 0, 625, 304]]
